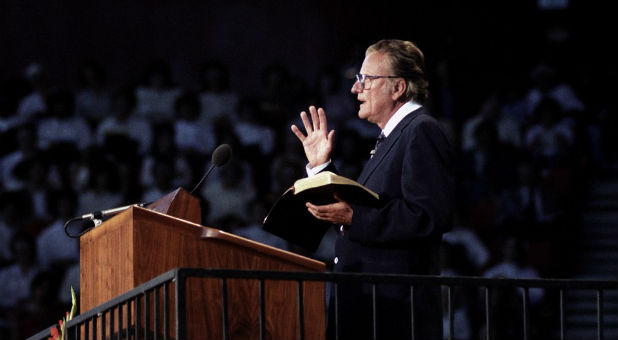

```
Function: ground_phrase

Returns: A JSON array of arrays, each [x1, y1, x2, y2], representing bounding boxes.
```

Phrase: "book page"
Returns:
[[293, 171, 377, 199]]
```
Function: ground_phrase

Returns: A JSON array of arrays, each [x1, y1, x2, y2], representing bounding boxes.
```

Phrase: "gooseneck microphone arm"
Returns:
[[190, 163, 217, 194], [190, 143, 232, 194]]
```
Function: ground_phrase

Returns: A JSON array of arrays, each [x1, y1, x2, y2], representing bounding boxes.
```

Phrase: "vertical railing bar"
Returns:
[[117, 303, 123, 340], [144, 291, 150, 340], [70, 321, 77, 340], [597, 289, 603, 340], [297, 280, 305, 340], [371, 283, 377, 340], [163, 282, 169, 340], [259, 278, 266, 340], [175, 272, 187, 340], [101, 311, 106, 340], [448, 285, 454, 340], [485, 287, 491, 340], [126, 301, 131, 340], [410, 285, 415, 340], [334, 282, 340, 340], [92, 315, 97, 340], [101, 311, 107, 339], [84, 319, 89, 340], [109, 307, 114, 340], [135, 296, 141, 339], [154, 286, 159, 340], [559, 289, 565, 340], [522, 287, 529, 340], [221, 278, 229, 340]]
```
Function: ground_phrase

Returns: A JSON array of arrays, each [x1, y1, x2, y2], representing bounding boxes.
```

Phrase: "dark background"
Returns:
[[1, 0, 612, 99]]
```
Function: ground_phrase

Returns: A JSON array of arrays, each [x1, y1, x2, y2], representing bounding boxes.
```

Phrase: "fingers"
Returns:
[[298, 106, 327, 137], [306, 200, 353, 225], [309, 106, 319, 131], [300, 111, 313, 134], [317, 107, 327, 131], [306, 202, 326, 220], [327, 129, 335, 144], [306, 201, 338, 219], [290, 124, 305, 142]]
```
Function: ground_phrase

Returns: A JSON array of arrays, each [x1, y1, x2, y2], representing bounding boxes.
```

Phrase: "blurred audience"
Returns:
[[0, 232, 41, 310], [198, 59, 240, 125], [135, 60, 182, 122], [173, 90, 217, 156], [35, 189, 80, 270], [74, 60, 112, 126], [16, 63, 51, 120], [96, 86, 153, 155]]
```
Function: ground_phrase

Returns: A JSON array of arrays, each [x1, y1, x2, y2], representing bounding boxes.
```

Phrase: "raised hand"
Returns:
[[290, 106, 335, 167]]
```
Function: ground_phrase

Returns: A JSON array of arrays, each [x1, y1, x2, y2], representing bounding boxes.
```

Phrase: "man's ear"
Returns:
[[391, 78, 407, 101]]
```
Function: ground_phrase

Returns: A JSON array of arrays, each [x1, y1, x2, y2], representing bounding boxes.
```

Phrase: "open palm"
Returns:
[[291, 106, 335, 167]]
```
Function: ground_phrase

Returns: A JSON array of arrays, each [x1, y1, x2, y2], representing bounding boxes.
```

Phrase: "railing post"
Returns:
[[410, 285, 415, 340], [334, 282, 340, 340], [163, 282, 169, 340], [144, 291, 150, 340], [559, 289, 565, 340], [485, 286, 491, 340], [447, 285, 454, 340], [371, 283, 377, 340], [597, 289, 604, 340], [297, 280, 305, 340], [175, 269, 186, 340], [221, 278, 229, 340], [522, 287, 529, 340], [135, 295, 141, 339], [117, 303, 122, 340], [126, 301, 131, 340], [259, 278, 266, 340], [154, 287, 159, 340]]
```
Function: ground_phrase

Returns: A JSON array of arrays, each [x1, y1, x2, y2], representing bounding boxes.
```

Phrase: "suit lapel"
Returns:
[[357, 108, 424, 185]]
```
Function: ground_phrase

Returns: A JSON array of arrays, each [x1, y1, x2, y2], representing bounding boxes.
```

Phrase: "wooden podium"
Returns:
[[79, 188, 326, 339]]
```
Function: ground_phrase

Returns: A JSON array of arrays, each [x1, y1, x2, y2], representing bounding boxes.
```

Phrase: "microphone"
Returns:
[[80, 202, 147, 220], [190, 143, 232, 194], [65, 202, 148, 238]]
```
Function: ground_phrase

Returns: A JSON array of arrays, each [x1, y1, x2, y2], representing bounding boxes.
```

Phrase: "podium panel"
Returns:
[[80, 188, 326, 339]]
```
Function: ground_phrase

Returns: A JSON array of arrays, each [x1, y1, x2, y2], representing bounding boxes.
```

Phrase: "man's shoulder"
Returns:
[[400, 108, 442, 133]]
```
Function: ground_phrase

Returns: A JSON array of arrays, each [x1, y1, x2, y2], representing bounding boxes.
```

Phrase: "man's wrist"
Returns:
[[306, 159, 332, 176]]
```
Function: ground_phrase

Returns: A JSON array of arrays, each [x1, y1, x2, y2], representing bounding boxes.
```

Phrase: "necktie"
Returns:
[[370, 132, 385, 158]]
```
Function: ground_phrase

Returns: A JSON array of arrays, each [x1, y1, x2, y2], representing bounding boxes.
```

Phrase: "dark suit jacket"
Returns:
[[327, 106, 454, 339]]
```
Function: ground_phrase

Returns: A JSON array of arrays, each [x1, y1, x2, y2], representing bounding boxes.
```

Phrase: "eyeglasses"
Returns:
[[355, 73, 400, 90]]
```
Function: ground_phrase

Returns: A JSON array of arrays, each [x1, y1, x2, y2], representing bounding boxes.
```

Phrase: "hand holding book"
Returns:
[[262, 172, 379, 251], [305, 192, 353, 226]]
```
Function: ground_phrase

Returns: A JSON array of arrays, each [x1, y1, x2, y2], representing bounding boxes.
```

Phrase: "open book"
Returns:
[[262, 171, 379, 251]]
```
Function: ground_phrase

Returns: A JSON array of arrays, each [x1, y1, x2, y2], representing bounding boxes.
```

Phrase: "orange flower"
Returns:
[[48, 324, 60, 340]]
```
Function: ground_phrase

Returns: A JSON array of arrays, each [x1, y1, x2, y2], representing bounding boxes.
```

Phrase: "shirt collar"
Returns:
[[381, 100, 422, 137]]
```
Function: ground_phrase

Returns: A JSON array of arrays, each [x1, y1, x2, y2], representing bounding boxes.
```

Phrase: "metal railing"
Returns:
[[26, 268, 618, 340]]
